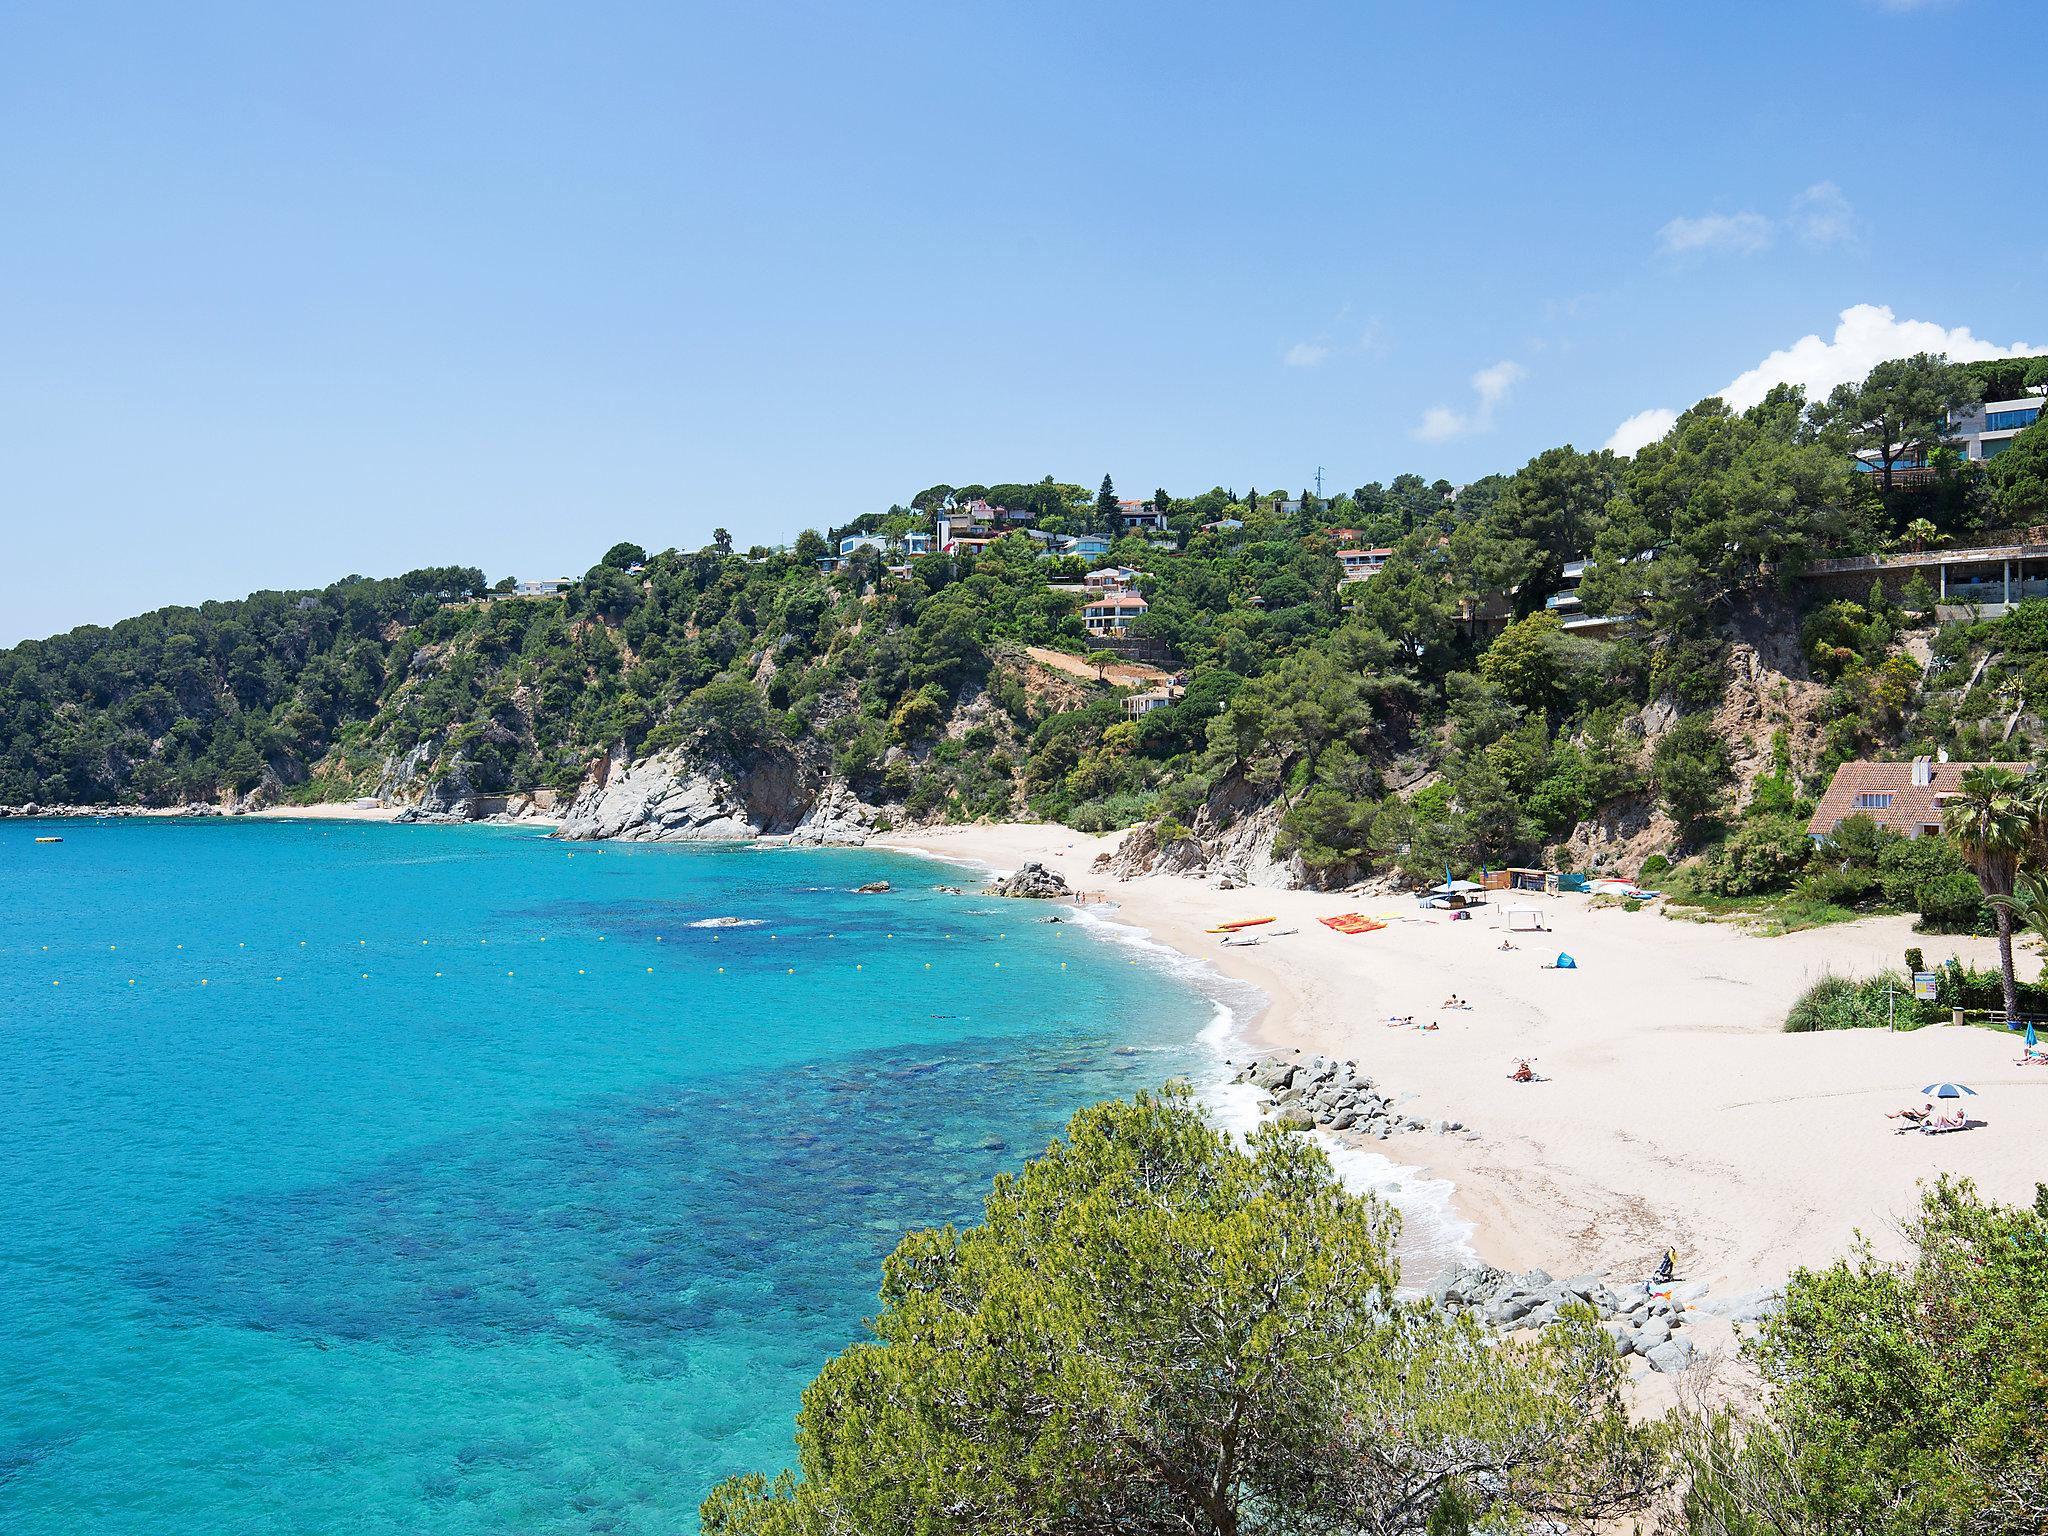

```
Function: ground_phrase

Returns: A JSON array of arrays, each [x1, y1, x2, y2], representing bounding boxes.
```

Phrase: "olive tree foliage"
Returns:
[[701, 1091, 1665, 1536]]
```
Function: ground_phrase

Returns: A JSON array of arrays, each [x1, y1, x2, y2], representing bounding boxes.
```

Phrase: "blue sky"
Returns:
[[2, 0, 2043, 644]]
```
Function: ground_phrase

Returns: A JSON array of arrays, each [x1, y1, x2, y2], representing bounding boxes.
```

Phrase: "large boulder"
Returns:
[[1646, 1335, 1696, 1375], [787, 779, 874, 847], [988, 861, 1071, 899]]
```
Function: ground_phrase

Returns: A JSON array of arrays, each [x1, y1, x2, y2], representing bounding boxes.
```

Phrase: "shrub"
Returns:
[[1877, 835, 1988, 932], [1640, 853, 1671, 880], [1795, 866, 1881, 909], [1694, 813, 1815, 896], [1674, 1178, 2048, 1533], [1784, 971, 1914, 1032]]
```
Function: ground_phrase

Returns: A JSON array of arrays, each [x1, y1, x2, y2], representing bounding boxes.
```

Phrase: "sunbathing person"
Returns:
[[1921, 1109, 1965, 1133], [1498, 940, 1517, 951], [1509, 1059, 1535, 1083], [2019, 1046, 2048, 1066], [1887, 1102, 1934, 1123]]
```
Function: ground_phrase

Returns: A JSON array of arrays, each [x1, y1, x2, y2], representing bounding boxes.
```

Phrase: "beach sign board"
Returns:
[[1912, 972, 1939, 1001]]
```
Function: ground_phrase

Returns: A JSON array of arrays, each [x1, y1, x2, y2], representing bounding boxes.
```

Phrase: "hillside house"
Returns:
[[1084, 566, 1140, 592], [1117, 499, 1168, 532], [1082, 592, 1149, 637], [1806, 756, 2025, 842], [1123, 686, 1179, 718], [1336, 548, 1393, 583]]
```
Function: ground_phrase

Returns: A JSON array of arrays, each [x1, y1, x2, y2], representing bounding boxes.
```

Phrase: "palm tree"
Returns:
[[1943, 764, 2032, 1020], [1898, 517, 1947, 555], [1993, 872, 2048, 1001]]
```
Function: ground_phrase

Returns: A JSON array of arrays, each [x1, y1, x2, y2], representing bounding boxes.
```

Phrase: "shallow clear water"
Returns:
[[0, 820, 1208, 1533]]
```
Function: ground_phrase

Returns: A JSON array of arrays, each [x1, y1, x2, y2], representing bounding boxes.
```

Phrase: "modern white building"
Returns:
[[1950, 396, 2044, 463], [1082, 592, 1149, 636], [514, 577, 573, 596], [1336, 547, 1393, 583], [1083, 566, 1140, 592]]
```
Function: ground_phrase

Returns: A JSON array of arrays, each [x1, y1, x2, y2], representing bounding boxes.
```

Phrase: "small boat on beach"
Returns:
[[1221, 926, 1297, 947]]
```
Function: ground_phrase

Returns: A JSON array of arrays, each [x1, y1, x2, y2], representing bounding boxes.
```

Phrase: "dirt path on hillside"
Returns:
[[1023, 645, 1173, 688]]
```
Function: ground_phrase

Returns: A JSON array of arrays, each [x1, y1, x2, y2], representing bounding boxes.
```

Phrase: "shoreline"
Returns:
[[873, 823, 2048, 1313], [3, 802, 562, 830]]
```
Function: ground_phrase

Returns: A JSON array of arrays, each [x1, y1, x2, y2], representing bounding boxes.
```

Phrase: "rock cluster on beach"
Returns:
[[1231, 1053, 1476, 1141], [987, 861, 1071, 899], [1426, 1262, 1780, 1373]]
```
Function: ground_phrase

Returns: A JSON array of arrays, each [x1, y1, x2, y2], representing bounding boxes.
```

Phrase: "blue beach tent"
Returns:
[[1554, 952, 1577, 969]]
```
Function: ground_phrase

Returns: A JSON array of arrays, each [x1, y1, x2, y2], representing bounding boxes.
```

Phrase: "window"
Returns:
[[1986, 409, 2040, 432], [1853, 792, 1895, 810]]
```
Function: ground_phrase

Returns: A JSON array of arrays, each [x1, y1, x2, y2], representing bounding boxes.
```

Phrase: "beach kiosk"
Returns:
[[1420, 879, 1486, 910]]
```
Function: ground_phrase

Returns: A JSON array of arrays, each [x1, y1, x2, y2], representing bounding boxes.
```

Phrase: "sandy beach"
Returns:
[[878, 823, 2048, 1310]]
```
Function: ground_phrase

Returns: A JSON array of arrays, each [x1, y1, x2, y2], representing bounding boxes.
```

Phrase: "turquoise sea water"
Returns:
[[0, 819, 1213, 1534]]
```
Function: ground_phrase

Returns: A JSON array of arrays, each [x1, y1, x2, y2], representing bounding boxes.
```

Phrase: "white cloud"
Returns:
[[1790, 181, 1856, 247], [1413, 360, 1526, 442], [1655, 183, 1858, 258], [1657, 210, 1775, 257], [1601, 303, 2037, 456], [1473, 359, 1525, 405], [1604, 407, 1680, 456], [1719, 303, 2033, 409], [1282, 309, 1386, 368]]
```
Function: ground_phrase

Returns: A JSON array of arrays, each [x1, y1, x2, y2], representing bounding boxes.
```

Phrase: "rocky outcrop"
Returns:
[[1231, 1053, 1476, 1141], [1109, 774, 1313, 889], [988, 861, 1071, 899], [557, 749, 763, 841], [787, 779, 875, 847], [374, 739, 439, 805], [1425, 1262, 1753, 1373]]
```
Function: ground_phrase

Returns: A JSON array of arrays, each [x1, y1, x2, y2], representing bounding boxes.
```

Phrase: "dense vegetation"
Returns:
[[702, 1091, 1664, 1536], [4, 353, 2047, 901], [700, 1091, 2047, 1535]]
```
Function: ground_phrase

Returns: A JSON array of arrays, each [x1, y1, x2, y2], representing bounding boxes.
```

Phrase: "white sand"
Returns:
[[879, 824, 2048, 1302]]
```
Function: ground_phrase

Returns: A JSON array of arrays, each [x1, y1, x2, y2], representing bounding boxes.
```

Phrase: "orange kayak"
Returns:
[[1206, 916, 1276, 933]]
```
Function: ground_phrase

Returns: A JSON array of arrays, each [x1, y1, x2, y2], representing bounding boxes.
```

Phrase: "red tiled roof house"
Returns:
[[1805, 757, 2021, 842]]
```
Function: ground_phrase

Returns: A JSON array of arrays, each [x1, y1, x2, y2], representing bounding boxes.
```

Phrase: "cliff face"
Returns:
[[557, 745, 817, 842]]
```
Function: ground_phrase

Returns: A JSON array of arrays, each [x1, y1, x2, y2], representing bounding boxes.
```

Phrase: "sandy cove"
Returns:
[[878, 823, 2048, 1304]]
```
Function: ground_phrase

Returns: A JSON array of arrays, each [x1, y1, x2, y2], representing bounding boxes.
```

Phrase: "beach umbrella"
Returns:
[[1921, 1082, 1976, 1099]]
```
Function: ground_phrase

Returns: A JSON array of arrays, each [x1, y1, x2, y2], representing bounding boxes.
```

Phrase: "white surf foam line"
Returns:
[[685, 917, 765, 929], [1066, 903, 1478, 1286]]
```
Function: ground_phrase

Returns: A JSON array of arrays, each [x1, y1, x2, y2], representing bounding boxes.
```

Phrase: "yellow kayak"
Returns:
[[34, 836, 63, 843], [1206, 916, 1275, 933]]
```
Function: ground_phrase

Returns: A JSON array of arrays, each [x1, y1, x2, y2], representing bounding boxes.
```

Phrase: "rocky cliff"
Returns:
[[554, 744, 879, 844]]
